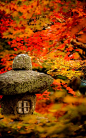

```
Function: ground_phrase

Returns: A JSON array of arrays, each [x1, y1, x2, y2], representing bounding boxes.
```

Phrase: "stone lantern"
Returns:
[[0, 54, 53, 115]]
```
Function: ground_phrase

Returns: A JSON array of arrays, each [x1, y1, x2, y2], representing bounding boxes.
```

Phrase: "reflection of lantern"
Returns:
[[0, 54, 53, 116]]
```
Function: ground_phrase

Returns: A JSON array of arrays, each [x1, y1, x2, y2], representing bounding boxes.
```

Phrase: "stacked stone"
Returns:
[[0, 54, 54, 115], [0, 54, 53, 95]]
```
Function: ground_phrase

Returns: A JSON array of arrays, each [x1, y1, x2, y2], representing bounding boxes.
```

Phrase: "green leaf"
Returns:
[[56, 75, 68, 80], [49, 103, 63, 112]]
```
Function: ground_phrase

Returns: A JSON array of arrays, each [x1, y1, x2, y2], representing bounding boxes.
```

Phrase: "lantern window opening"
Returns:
[[17, 100, 30, 114]]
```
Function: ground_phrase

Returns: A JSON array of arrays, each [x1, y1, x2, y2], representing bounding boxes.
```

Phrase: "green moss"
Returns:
[[0, 70, 53, 95]]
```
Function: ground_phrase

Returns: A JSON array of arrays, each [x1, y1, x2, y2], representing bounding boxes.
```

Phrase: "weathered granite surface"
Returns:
[[0, 93, 36, 115], [0, 70, 53, 95], [12, 54, 32, 70], [0, 54, 54, 115], [0, 54, 53, 95]]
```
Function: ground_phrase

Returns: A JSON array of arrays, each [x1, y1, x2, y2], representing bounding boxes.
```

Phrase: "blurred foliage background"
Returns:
[[0, 0, 86, 137]]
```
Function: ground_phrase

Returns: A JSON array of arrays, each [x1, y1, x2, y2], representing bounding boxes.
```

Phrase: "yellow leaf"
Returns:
[[12, 11, 18, 17], [0, 113, 4, 119], [48, 52, 55, 59], [8, 27, 14, 33], [49, 104, 63, 113], [64, 95, 77, 103], [36, 126, 45, 133], [5, 8, 10, 14], [82, 98, 86, 104]]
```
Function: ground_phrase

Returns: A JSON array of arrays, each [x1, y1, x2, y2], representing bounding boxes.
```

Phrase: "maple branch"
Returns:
[[71, 39, 86, 50], [71, 39, 86, 59]]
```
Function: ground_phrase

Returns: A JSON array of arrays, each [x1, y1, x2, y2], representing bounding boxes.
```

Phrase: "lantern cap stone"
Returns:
[[0, 70, 53, 95], [0, 54, 54, 95]]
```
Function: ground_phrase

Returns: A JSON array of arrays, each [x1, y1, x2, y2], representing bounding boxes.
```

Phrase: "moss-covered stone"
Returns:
[[0, 54, 54, 116], [12, 54, 32, 70], [0, 70, 53, 95]]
